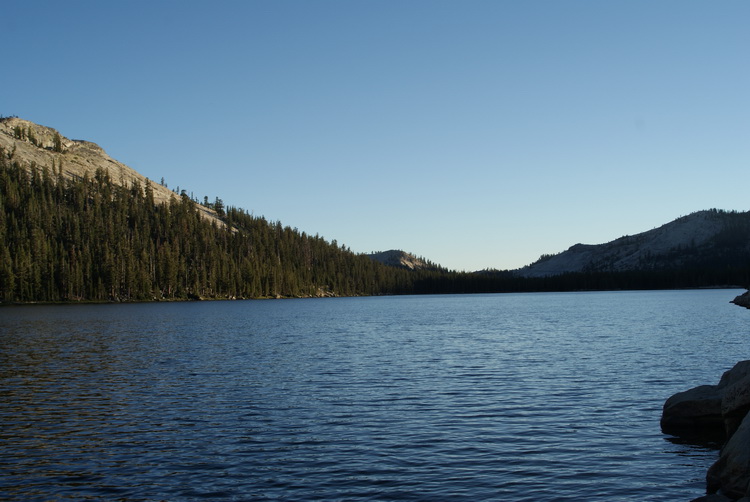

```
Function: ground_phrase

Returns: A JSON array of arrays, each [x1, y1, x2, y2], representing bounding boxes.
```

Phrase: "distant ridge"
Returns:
[[367, 250, 443, 271], [515, 209, 750, 278]]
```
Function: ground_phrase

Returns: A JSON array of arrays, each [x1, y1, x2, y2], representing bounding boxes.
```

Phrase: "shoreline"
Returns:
[[1, 286, 745, 307]]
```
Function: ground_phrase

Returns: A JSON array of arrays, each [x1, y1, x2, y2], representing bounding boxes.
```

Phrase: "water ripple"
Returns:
[[1, 290, 745, 500]]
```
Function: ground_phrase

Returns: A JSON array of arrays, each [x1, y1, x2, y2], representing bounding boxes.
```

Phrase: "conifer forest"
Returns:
[[1, 148, 749, 303]]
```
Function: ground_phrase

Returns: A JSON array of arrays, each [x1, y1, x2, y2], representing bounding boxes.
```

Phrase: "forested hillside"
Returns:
[[2, 117, 749, 303], [0, 151, 428, 301], [3, 150, 750, 303]]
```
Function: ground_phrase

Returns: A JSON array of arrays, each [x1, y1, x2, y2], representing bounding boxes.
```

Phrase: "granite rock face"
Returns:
[[0, 117, 223, 226]]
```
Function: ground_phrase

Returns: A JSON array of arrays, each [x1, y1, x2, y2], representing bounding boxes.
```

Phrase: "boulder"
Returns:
[[664, 361, 750, 500], [722, 375, 750, 438], [661, 361, 750, 442], [707, 412, 750, 499], [731, 291, 750, 309], [661, 384, 725, 441], [719, 361, 750, 389]]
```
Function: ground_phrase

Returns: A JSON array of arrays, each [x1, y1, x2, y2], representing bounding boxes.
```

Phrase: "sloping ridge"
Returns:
[[516, 210, 750, 278], [0, 117, 222, 225], [368, 250, 442, 271]]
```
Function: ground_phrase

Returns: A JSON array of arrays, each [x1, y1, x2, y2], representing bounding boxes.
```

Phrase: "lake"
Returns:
[[1, 289, 748, 501]]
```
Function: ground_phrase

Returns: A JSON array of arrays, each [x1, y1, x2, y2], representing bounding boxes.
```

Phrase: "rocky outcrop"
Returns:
[[731, 291, 750, 309], [663, 361, 750, 500], [367, 250, 443, 271]]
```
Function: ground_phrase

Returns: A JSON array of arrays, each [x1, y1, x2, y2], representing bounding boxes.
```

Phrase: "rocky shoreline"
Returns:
[[731, 291, 750, 309], [660, 291, 750, 501]]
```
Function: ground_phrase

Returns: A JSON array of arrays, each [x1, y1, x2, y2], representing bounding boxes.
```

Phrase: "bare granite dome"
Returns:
[[0, 117, 222, 225]]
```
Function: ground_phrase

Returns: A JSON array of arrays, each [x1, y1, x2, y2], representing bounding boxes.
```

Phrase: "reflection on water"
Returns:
[[1, 290, 746, 500]]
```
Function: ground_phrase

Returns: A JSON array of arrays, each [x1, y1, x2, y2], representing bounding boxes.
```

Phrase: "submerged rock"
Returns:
[[690, 494, 734, 502]]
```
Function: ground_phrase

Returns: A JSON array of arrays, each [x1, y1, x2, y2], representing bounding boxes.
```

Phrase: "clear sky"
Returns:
[[3, 1, 748, 271]]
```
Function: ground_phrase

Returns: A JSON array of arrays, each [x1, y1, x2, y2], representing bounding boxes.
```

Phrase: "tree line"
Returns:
[[0, 150, 424, 301], [1, 151, 748, 303]]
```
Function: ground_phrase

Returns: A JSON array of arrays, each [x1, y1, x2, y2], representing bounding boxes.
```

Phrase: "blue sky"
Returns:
[[3, 1, 748, 271]]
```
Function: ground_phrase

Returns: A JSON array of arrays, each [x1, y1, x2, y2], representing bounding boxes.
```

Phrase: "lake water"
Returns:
[[1, 290, 748, 501]]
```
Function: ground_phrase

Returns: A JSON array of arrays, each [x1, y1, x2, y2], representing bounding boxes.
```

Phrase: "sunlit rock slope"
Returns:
[[0, 117, 222, 225]]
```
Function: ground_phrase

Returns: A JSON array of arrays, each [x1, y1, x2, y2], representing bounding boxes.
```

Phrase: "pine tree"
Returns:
[[53, 132, 63, 153]]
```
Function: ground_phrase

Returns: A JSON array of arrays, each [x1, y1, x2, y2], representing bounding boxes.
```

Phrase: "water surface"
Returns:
[[1, 290, 748, 500]]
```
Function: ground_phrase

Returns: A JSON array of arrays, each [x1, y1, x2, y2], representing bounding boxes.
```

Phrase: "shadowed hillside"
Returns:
[[516, 209, 750, 279]]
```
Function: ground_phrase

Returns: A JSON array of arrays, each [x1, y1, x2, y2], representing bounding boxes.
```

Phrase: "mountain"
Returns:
[[0, 117, 426, 302], [367, 250, 443, 271], [2, 117, 748, 302], [0, 117, 222, 225], [515, 209, 750, 278]]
